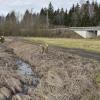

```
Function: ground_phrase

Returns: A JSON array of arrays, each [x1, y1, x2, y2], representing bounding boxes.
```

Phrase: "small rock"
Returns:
[[33, 78, 39, 87], [27, 87, 33, 96], [12, 94, 31, 100], [6, 77, 22, 93], [0, 87, 11, 99], [0, 93, 6, 100]]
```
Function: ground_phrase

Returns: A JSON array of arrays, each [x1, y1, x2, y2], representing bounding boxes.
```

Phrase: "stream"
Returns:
[[15, 60, 40, 95], [16, 60, 33, 76]]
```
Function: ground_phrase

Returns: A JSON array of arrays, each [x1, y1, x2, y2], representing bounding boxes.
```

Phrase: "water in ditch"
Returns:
[[16, 60, 40, 89], [16, 60, 33, 75]]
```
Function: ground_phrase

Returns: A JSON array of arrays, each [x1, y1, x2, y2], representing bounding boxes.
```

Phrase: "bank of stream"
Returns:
[[13, 59, 40, 98], [16, 59, 40, 87]]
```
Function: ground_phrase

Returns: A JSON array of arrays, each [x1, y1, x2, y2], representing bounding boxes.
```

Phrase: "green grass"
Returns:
[[26, 37, 100, 53], [96, 73, 100, 83]]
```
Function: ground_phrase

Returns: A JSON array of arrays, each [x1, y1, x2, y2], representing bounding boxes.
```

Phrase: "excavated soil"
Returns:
[[0, 37, 100, 100]]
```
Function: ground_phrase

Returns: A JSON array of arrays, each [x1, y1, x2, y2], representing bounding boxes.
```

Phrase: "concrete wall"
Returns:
[[86, 31, 97, 38], [51, 27, 100, 38], [97, 31, 100, 36], [75, 30, 97, 38], [75, 31, 87, 38]]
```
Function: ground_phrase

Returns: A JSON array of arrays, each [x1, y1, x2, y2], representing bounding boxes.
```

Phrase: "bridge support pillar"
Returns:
[[97, 31, 100, 36], [86, 30, 97, 38], [75, 30, 97, 38]]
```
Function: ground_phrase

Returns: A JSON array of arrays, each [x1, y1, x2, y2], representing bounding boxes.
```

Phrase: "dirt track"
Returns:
[[0, 37, 100, 100], [59, 47, 100, 61]]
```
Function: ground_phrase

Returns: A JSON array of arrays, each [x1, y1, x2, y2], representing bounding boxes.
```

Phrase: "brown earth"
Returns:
[[5, 37, 100, 100], [0, 38, 40, 100], [0, 43, 23, 99], [0, 37, 99, 100]]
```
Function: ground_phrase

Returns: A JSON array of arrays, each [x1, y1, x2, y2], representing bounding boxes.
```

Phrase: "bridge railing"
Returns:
[[69, 27, 100, 31]]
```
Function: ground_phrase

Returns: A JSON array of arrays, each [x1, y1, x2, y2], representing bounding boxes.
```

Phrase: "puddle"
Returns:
[[16, 60, 39, 87], [16, 60, 33, 76]]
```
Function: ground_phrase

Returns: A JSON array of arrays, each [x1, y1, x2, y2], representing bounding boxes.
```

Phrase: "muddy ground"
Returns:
[[0, 37, 100, 100]]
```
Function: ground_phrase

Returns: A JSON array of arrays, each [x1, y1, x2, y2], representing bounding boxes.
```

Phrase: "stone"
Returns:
[[0, 93, 6, 100], [0, 87, 11, 99], [12, 94, 31, 100], [6, 77, 22, 93]]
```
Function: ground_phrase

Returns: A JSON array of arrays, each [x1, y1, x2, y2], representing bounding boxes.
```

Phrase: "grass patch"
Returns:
[[26, 37, 100, 53], [96, 74, 100, 83]]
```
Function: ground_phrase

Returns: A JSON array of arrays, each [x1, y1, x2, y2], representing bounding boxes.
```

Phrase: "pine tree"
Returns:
[[64, 10, 69, 26], [48, 2, 54, 24]]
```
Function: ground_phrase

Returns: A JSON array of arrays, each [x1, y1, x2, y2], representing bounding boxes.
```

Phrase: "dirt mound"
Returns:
[[0, 42, 41, 100], [8, 39, 100, 100], [0, 45, 23, 99], [59, 30, 83, 39], [48, 29, 83, 38]]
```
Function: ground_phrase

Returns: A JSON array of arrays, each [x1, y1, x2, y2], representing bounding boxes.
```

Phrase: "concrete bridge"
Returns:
[[50, 27, 100, 38], [69, 27, 100, 38]]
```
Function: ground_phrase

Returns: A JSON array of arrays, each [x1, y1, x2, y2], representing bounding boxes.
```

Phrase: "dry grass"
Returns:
[[8, 38, 100, 100]]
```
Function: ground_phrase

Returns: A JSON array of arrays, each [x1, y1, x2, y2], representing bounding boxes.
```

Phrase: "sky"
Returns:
[[0, 0, 99, 16]]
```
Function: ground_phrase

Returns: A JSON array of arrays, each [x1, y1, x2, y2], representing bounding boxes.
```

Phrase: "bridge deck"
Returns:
[[49, 27, 100, 31], [69, 27, 100, 31]]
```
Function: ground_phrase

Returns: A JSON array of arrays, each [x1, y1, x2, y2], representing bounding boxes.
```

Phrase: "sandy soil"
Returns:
[[5, 37, 100, 100]]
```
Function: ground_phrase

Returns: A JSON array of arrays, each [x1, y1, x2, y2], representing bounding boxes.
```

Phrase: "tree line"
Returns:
[[40, 1, 100, 27], [0, 0, 100, 36]]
